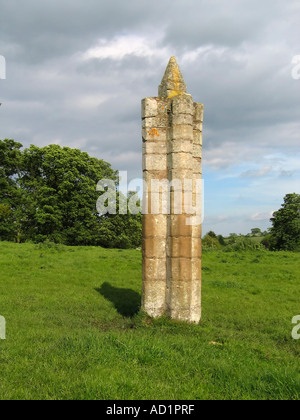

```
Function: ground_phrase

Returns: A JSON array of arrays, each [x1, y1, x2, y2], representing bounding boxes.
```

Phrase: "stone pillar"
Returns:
[[141, 96, 169, 318], [142, 57, 203, 323]]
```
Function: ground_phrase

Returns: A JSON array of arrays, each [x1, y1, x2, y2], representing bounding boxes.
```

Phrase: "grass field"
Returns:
[[0, 241, 300, 400]]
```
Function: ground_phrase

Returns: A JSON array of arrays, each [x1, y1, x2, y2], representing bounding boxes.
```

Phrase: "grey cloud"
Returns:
[[240, 166, 272, 178], [162, 0, 286, 49], [0, 0, 171, 63], [279, 170, 294, 178], [0, 0, 300, 183]]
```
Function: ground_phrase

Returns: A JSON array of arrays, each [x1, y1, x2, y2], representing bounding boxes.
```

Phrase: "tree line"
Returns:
[[203, 193, 300, 252], [0, 139, 142, 248], [1, 139, 299, 251]]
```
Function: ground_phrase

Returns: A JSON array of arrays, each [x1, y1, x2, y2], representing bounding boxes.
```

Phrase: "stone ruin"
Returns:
[[141, 57, 204, 323]]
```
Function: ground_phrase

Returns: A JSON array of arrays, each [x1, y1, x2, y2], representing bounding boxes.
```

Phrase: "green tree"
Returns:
[[96, 190, 142, 249], [97, 211, 142, 249], [206, 231, 225, 246], [0, 141, 142, 248], [202, 234, 221, 249], [0, 204, 13, 239], [0, 139, 23, 241], [20, 144, 118, 245], [0, 139, 23, 195], [228, 233, 238, 244], [270, 193, 300, 251], [207, 230, 217, 239], [217, 234, 226, 246], [261, 234, 276, 250]]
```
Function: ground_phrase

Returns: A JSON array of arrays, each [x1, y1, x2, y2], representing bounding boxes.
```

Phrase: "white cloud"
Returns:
[[251, 211, 274, 221], [203, 142, 262, 170], [81, 35, 169, 61], [102, 151, 141, 166], [69, 94, 111, 110], [182, 45, 227, 63], [241, 166, 272, 178]]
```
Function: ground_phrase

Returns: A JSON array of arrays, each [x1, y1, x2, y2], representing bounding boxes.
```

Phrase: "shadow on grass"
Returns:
[[96, 282, 141, 318]]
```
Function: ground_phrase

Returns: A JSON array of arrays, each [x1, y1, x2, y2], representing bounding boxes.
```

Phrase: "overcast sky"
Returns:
[[0, 0, 299, 235]]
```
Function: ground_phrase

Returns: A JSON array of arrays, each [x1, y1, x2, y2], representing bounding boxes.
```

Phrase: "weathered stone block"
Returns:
[[168, 308, 192, 322], [142, 97, 158, 118], [168, 152, 193, 170], [168, 282, 191, 309], [194, 103, 204, 122], [192, 173, 202, 186], [143, 214, 167, 238], [193, 130, 203, 146], [192, 158, 202, 175], [143, 258, 167, 281], [185, 214, 202, 228], [169, 258, 192, 282], [190, 279, 202, 320], [143, 141, 167, 155], [169, 190, 183, 215], [171, 125, 194, 140], [148, 178, 172, 193], [142, 280, 166, 317], [169, 214, 193, 237], [143, 237, 167, 259], [191, 258, 202, 280], [192, 238, 202, 258], [167, 236, 192, 258], [192, 223, 202, 238], [183, 191, 202, 213], [172, 114, 194, 126], [193, 144, 202, 159], [168, 139, 193, 154], [142, 128, 167, 142], [157, 99, 169, 114], [168, 169, 193, 182], [189, 306, 202, 324], [182, 178, 195, 193], [142, 154, 167, 171], [143, 170, 168, 181], [193, 121, 203, 131], [171, 94, 194, 114], [142, 116, 168, 129]]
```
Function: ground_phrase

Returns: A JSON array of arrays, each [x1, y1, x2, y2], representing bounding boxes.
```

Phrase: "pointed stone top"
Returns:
[[158, 56, 187, 99]]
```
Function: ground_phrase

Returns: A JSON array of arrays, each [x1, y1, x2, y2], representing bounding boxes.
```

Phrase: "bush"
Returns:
[[35, 239, 66, 252], [261, 234, 276, 250], [217, 235, 226, 246], [202, 235, 221, 250], [224, 236, 264, 252]]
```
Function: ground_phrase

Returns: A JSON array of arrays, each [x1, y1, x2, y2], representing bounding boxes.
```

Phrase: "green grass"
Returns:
[[0, 241, 300, 400]]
